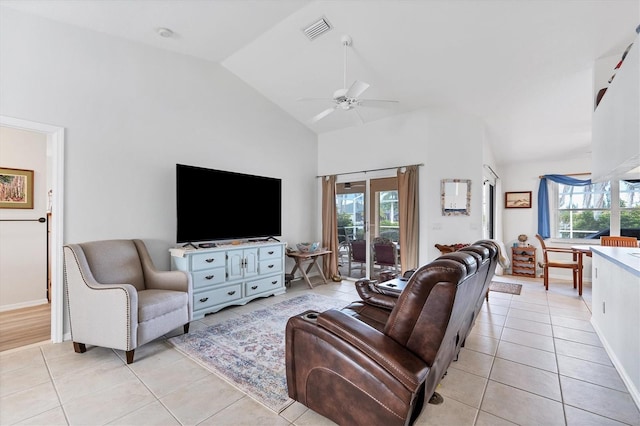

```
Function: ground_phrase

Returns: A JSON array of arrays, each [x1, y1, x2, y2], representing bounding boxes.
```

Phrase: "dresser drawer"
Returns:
[[190, 252, 226, 271], [192, 268, 226, 289], [245, 275, 284, 297], [194, 284, 242, 310], [259, 258, 281, 275], [259, 245, 283, 260]]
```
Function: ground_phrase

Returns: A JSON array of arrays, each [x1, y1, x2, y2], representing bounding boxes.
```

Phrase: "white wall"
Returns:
[[318, 108, 486, 265], [0, 126, 48, 309], [0, 7, 318, 271]]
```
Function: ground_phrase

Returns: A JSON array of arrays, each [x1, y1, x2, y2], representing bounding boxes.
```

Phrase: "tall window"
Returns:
[[553, 179, 640, 239]]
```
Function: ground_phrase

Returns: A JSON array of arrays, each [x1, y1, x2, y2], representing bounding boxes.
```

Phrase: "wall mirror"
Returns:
[[441, 179, 471, 216]]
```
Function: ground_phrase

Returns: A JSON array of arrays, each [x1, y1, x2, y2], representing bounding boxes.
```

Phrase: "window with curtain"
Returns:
[[550, 179, 640, 239]]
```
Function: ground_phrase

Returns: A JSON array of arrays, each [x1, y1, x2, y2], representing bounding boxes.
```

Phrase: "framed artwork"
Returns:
[[0, 167, 34, 209], [441, 179, 471, 216], [505, 191, 532, 209]]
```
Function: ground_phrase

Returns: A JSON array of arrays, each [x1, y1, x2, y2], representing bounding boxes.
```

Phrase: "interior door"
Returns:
[[482, 181, 495, 239], [336, 175, 399, 280]]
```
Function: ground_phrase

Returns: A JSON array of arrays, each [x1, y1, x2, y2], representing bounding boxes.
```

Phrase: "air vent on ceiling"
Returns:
[[302, 16, 332, 40]]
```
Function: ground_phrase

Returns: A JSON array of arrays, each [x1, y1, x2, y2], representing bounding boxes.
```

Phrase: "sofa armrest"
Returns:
[[355, 279, 399, 310], [133, 239, 190, 292], [317, 309, 428, 390], [64, 245, 139, 350]]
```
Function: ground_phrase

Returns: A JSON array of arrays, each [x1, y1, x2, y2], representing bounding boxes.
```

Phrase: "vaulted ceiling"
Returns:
[[2, 0, 638, 165]]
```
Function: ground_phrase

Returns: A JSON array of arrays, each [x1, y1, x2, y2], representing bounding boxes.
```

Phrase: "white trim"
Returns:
[[0, 299, 49, 312], [0, 115, 65, 343]]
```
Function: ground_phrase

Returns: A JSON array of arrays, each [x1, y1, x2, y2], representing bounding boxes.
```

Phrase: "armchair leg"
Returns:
[[125, 350, 135, 364], [73, 342, 86, 354], [183, 323, 190, 334]]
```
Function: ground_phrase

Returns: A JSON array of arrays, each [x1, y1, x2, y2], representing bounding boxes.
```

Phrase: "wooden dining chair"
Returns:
[[600, 236, 639, 247], [535, 234, 582, 294]]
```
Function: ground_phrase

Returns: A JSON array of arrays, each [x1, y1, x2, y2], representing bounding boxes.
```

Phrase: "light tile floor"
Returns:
[[1, 275, 639, 425]]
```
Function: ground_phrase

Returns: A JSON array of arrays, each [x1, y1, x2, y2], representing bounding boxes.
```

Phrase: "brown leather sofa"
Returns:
[[285, 241, 499, 426]]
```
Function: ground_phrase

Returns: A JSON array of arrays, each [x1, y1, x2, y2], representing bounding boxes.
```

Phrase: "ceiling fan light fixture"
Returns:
[[302, 16, 333, 41]]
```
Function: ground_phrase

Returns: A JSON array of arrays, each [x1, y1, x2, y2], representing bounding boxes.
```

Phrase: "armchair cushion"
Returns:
[[137, 289, 189, 322]]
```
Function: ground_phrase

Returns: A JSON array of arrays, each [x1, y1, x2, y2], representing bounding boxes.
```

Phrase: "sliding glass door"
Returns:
[[336, 175, 399, 280]]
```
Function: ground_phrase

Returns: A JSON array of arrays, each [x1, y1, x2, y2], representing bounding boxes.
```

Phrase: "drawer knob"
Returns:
[[267, 264, 274, 268], [205, 275, 214, 280], [271, 281, 277, 285], [205, 258, 215, 263], [199, 297, 209, 303], [251, 285, 258, 290], [227, 290, 236, 296], [268, 251, 274, 255]]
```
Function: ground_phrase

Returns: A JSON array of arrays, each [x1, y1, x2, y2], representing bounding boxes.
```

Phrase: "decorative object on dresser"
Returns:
[[505, 191, 532, 208], [63, 239, 191, 364], [170, 241, 285, 319], [511, 245, 536, 277]]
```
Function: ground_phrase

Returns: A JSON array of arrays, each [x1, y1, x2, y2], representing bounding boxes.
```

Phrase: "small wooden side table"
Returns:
[[286, 249, 332, 289]]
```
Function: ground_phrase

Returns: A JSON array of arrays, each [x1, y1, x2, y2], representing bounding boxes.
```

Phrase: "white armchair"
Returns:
[[63, 239, 191, 363]]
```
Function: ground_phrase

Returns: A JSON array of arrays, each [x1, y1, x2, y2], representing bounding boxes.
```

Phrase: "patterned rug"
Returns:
[[167, 293, 346, 413], [489, 281, 522, 295]]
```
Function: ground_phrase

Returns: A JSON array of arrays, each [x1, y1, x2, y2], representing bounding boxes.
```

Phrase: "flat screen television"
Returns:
[[176, 164, 281, 244]]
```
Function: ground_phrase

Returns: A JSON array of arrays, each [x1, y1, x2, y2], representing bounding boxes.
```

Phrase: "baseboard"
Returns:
[[591, 319, 640, 410], [0, 298, 49, 312]]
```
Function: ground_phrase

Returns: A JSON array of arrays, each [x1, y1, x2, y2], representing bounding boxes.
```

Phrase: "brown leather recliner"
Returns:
[[285, 254, 482, 426]]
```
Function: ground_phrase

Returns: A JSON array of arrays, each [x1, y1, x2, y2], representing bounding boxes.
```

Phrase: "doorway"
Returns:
[[336, 173, 400, 280], [483, 180, 495, 239], [0, 116, 65, 345]]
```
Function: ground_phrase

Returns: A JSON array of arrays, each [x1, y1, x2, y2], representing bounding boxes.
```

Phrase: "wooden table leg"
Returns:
[[297, 258, 314, 289]]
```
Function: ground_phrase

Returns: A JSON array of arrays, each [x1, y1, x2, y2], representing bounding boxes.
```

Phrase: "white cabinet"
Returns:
[[590, 247, 640, 407], [171, 242, 286, 319]]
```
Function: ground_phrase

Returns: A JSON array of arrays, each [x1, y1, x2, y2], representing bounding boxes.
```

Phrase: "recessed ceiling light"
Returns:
[[157, 27, 174, 38]]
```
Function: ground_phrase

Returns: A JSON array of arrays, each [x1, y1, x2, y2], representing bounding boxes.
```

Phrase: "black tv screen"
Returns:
[[176, 164, 282, 243]]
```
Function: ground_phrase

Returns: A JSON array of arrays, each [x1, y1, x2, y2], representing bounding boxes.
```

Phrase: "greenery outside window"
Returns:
[[552, 179, 640, 239]]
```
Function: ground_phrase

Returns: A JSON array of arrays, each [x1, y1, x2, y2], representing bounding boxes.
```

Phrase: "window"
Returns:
[[553, 179, 640, 239]]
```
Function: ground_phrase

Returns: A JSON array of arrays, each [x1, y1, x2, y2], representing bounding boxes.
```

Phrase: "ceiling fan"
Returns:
[[298, 35, 399, 124]]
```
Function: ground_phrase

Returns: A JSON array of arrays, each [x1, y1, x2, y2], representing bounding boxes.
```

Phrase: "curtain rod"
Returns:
[[483, 164, 500, 179], [538, 172, 590, 179], [317, 163, 424, 178]]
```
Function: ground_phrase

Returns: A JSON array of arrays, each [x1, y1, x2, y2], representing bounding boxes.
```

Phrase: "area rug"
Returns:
[[489, 281, 522, 295], [167, 294, 346, 413]]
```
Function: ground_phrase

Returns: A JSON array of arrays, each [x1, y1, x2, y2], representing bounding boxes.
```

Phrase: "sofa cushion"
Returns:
[[138, 289, 188, 323]]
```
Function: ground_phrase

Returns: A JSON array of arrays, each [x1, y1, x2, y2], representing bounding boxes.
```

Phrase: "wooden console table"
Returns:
[[286, 249, 331, 289]]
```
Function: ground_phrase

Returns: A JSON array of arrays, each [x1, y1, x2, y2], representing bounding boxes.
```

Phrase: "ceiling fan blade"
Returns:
[[354, 108, 365, 125], [345, 80, 370, 98], [310, 107, 337, 123], [358, 99, 400, 108], [297, 97, 333, 102]]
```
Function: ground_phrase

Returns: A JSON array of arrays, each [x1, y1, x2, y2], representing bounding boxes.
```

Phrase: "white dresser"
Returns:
[[170, 241, 286, 319]]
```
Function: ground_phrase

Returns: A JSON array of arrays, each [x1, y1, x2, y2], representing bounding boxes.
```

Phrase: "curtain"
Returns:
[[398, 165, 419, 272], [537, 174, 591, 238], [321, 175, 339, 279]]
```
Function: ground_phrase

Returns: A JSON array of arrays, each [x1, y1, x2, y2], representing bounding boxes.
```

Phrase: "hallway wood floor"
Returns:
[[0, 303, 50, 352]]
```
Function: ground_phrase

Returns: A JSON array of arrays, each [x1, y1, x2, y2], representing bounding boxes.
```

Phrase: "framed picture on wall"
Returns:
[[505, 191, 532, 209], [0, 167, 34, 209]]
